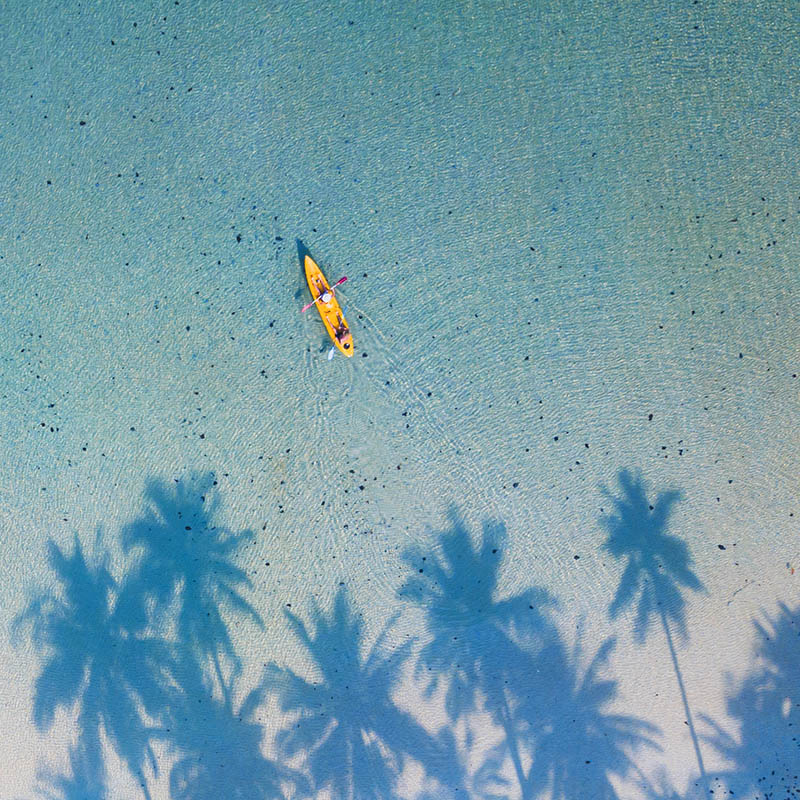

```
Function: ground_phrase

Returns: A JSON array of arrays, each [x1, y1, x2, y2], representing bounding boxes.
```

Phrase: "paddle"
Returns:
[[300, 276, 348, 313]]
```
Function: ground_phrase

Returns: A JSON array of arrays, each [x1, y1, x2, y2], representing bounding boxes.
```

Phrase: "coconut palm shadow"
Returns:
[[401, 508, 659, 799], [637, 769, 708, 800], [702, 601, 800, 798], [16, 473, 282, 799], [12, 532, 173, 800], [519, 634, 660, 800], [120, 473, 262, 704], [166, 652, 304, 800], [399, 509, 556, 714], [398, 509, 555, 797], [34, 743, 108, 800], [120, 473, 297, 795], [264, 585, 463, 799], [601, 469, 706, 787]]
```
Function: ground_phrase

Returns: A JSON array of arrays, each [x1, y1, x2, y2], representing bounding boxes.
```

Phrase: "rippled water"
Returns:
[[1, 0, 798, 797]]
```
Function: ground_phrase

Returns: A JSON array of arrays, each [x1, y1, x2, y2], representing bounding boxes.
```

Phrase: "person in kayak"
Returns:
[[315, 278, 333, 305], [334, 319, 349, 342]]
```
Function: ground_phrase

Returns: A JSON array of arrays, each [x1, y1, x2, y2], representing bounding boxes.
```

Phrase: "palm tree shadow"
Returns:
[[398, 508, 557, 718], [600, 469, 707, 787], [120, 473, 262, 699], [400, 508, 658, 799], [602, 470, 703, 643], [166, 652, 303, 800], [397, 507, 558, 799], [636, 766, 708, 800], [34, 743, 107, 800], [120, 473, 289, 793], [265, 585, 462, 799], [519, 633, 660, 800], [702, 602, 800, 798], [12, 532, 173, 800], [15, 473, 272, 799]]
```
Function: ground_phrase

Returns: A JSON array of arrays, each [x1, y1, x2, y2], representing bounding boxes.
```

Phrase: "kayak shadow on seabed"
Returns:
[[295, 238, 311, 299]]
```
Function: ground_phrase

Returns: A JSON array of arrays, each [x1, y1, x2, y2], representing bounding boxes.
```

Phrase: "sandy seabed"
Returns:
[[1, 1, 798, 798]]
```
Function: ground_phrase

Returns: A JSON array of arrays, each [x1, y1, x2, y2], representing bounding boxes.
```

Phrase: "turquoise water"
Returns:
[[1, 1, 798, 797]]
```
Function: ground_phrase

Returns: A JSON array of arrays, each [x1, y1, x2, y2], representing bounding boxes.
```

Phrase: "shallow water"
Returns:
[[1, 1, 798, 798]]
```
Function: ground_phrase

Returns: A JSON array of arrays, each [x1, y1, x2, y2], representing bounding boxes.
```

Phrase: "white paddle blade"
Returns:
[[328, 347, 335, 360]]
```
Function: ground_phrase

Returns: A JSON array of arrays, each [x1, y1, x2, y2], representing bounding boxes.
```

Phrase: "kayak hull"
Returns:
[[304, 255, 354, 357]]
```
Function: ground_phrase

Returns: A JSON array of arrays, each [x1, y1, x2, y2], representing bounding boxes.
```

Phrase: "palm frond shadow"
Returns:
[[519, 634, 660, 800], [33, 741, 108, 800], [601, 470, 703, 644], [264, 585, 462, 799], [635, 767, 707, 800], [120, 473, 297, 797], [166, 653, 305, 800], [13, 532, 171, 800], [120, 474, 262, 679], [16, 473, 287, 800], [398, 509, 557, 719], [401, 508, 660, 800], [701, 601, 800, 799]]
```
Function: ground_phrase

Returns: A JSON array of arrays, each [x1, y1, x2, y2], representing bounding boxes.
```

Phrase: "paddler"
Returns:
[[334, 319, 349, 342], [315, 278, 333, 304]]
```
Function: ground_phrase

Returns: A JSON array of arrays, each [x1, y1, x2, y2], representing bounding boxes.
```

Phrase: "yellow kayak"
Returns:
[[304, 255, 354, 357]]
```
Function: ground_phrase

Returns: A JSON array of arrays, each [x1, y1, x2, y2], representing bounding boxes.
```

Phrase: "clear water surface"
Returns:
[[1, 1, 798, 798]]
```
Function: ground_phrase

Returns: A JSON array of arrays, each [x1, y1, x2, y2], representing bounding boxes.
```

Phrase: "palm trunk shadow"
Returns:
[[497, 687, 528, 797], [659, 605, 707, 785]]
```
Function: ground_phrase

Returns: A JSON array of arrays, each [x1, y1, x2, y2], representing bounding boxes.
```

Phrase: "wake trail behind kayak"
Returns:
[[347, 298, 511, 526]]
